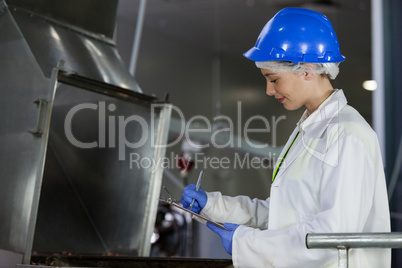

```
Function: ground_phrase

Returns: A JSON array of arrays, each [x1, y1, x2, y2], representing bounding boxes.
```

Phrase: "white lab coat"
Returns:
[[200, 90, 391, 268]]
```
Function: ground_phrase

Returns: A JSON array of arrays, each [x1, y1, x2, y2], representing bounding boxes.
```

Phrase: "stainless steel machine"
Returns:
[[0, 0, 175, 265]]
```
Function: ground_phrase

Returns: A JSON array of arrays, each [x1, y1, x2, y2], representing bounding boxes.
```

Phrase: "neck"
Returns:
[[305, 79, 334, 115]]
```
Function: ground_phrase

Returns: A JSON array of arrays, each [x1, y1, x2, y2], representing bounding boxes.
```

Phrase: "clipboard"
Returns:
[[159, 199, 229, 231]]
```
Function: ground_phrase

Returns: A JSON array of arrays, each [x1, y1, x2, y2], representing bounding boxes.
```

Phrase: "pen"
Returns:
[[189, 170, 204, 211]]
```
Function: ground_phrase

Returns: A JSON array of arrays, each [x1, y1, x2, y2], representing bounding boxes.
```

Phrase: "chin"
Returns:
[[284, 104, 303, 111]]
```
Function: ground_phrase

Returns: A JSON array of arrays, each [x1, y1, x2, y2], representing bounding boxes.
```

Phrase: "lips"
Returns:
[[276, 97, 285, 103]]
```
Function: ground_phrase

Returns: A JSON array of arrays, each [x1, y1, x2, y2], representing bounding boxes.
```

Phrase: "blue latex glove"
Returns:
[[180, 184, 207, 214], [207, 222, 239, 255]]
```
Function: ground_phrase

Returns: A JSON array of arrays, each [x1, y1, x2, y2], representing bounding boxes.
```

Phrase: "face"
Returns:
[[260, 68, 309, 111]]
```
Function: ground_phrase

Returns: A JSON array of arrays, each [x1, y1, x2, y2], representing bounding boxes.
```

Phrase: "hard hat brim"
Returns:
[[243, 46, 346, 63]]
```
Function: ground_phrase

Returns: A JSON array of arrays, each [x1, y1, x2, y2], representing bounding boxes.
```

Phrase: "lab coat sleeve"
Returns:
[[200, 191, 270, 229], [231, 133, 390, 268]]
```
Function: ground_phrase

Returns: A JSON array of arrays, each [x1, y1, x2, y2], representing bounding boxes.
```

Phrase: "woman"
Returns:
[[180, 7, 391, 267]]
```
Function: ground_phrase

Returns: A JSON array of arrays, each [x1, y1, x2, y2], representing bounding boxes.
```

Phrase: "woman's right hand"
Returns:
[[180, 184, 207, 214]]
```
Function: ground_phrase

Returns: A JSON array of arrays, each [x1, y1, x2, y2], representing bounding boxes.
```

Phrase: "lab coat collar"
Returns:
[[273, 89, 348, 183], [297, 89, 348, 136]]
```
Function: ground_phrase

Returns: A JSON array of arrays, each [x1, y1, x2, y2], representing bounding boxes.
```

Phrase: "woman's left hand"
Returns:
[[206, 222, 239, 255]]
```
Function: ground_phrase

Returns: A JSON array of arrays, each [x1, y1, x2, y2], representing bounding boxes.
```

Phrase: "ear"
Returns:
[[303, 72, 315, 81], [302, 63, 316, 81]]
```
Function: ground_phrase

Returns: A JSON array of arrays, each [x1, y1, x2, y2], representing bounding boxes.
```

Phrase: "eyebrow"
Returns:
[[263, 72, 278, 77]]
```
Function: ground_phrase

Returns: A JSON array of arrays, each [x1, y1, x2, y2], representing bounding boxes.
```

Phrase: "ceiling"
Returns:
[[117, 0, 357, 54]]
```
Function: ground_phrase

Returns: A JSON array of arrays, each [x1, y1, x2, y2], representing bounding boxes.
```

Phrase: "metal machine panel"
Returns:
[[7, 1, 141, 92], [32, 78, 171, 258], [0, 1, 57, 263], [6, 0, 118, 38], [0, 0, 172, 264]]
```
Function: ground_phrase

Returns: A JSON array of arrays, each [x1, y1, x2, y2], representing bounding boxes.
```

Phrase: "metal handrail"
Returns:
[[306, 232, 402, 268]]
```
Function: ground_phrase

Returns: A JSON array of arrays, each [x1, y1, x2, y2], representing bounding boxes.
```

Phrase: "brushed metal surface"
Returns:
[[8, 1, 141, 92], [6, 0, 118, 38], [0, 1, 170, 263], [0, 2, 57, 262], [32, 82, 170, 257]]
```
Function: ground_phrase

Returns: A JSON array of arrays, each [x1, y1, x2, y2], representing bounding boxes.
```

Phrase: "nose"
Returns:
[[265, 82, 276, 96]]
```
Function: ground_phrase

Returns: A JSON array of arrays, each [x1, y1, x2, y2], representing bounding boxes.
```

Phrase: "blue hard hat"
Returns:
[[243, 8, 345, 63]]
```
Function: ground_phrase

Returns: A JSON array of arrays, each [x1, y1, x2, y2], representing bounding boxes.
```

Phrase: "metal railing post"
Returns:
[[338, 247, 349, 268]]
